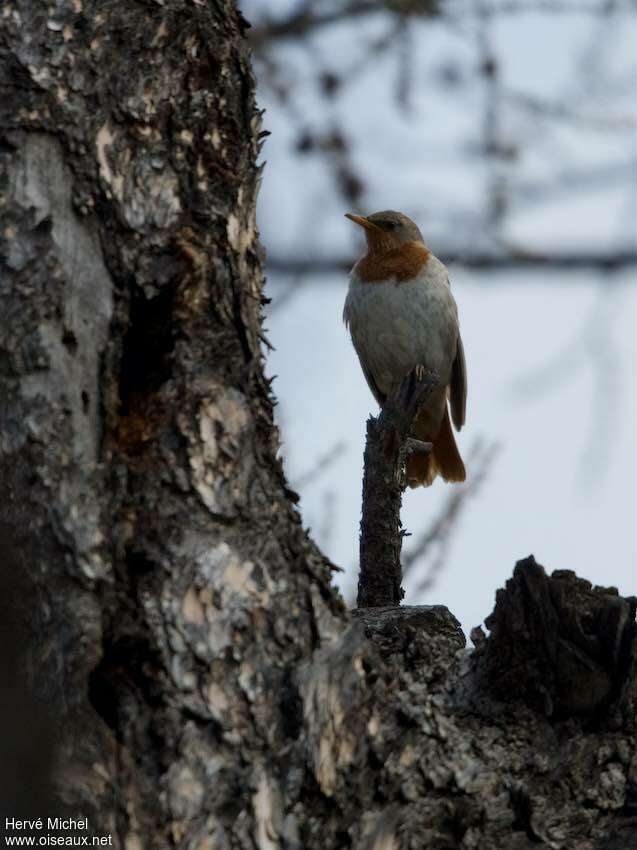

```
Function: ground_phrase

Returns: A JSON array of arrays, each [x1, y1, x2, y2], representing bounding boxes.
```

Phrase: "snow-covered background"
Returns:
[[242, 0, 637, 633]]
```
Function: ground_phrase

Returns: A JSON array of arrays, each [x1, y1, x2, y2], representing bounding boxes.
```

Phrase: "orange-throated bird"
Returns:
[[343, 210, 467, 487]]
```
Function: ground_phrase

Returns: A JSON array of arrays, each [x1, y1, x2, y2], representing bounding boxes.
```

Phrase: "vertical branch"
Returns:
[[358, 416, 405, 607], [476, 2, 507, 242], [357, 368, 437, 608]]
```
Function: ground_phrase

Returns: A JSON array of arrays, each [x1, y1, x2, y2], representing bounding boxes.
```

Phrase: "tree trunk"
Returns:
[[1, 3, 636, 850], [0, 0, 340, 843]]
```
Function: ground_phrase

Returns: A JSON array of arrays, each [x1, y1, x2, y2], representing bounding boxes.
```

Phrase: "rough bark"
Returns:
[[357, 368, 436, 608], [0, 1, 340, 844], [1, 3, 636, 850]]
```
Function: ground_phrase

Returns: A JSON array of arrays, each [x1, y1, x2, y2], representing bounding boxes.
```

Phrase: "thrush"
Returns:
[[343, 210, 467, 487]]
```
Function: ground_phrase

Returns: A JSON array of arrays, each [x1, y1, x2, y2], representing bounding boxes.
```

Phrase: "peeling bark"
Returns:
[[1, 3, 636, 850], [1, 1, 338, 844]]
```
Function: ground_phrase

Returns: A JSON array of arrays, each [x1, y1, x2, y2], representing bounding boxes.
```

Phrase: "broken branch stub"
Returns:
[[471, 556, 637, 717], [357, 367, 437, 608]]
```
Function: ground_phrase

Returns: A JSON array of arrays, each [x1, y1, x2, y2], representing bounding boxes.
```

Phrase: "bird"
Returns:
[[343, 210, 467, 487]]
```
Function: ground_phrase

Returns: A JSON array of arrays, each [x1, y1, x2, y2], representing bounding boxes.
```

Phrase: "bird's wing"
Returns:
[[358, 354, 386, 406], [450, 333, 467, 430], [344, 287, 386, 406]]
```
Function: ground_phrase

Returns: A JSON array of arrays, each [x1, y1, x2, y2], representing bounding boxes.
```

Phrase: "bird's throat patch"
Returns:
[[355, 241, 430, 283]]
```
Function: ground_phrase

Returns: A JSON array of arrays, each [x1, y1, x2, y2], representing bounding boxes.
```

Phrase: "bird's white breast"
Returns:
[[343, 254, 459, 401]]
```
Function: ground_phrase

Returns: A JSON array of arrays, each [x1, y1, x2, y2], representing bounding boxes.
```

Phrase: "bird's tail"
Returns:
[[406, 406, 466, 488]]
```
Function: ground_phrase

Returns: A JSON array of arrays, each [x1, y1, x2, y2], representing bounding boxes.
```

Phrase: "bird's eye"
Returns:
[[378, 220, 396, 230]]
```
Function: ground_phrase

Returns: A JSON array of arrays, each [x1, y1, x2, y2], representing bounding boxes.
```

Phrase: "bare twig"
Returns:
[[477, 1, 508, 242], [503, 88, 637, 131], [465, 1, 628, 15], [267, 272, 307, 314], [402, 437, 500, 596], [292, 440, 348, 489], [357, 367, 437, 608], [250, 0, 438, 48], [509, 275, 623, 485]]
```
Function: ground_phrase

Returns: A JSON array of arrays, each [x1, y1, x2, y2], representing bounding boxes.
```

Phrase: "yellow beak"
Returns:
[[344, 213, 381, 232]]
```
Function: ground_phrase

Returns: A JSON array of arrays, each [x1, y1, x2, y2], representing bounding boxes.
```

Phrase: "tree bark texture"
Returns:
[[0, 1, 341, 844], [1, 3, 637, 850], [357, 368, 436, 608]]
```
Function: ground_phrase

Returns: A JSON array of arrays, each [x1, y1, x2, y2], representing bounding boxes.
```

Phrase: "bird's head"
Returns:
[[345, 210, 424, 254]]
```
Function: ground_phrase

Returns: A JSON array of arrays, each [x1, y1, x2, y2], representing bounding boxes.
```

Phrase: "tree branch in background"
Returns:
[[251, 0, 635, 281], [292, 439, 348, 489], [250, 0, 439, 49], [266, 248, 637, 276], [249, 0, 606, 49], [403, 437, 500, 597], [357, 367, 437, 608]]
